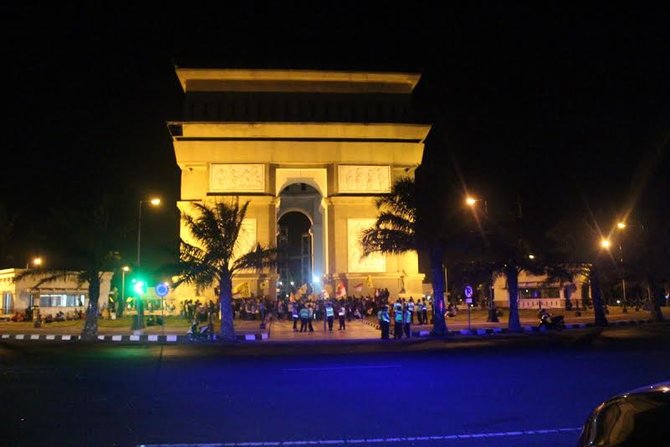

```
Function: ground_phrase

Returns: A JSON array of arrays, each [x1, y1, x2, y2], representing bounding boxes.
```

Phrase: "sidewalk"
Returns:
[[0, 308, 667, 342], [360, 307, 670, 336]]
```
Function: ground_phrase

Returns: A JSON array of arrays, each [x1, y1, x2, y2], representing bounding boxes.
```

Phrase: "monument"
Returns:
[[169, 68, 431, 300]]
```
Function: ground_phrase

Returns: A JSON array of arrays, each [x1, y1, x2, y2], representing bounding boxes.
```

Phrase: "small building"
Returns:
[[493, 270, 589, 310], [0, 269, 113, 317]]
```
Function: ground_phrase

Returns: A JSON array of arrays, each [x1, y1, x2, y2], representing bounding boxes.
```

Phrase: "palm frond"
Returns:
[[231, 244, 278, 273]]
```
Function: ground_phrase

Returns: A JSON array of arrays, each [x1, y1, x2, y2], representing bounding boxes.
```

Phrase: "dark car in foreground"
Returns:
[[577, 381, 670, 446]]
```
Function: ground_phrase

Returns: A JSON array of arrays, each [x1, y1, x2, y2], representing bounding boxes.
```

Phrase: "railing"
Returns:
[[518, 298, 565, 309]]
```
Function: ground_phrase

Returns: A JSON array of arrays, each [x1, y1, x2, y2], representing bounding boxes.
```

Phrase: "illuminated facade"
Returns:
[[0, 269, 113, 316], [493, 271, 589, 309], [169, 68, 431, 299]]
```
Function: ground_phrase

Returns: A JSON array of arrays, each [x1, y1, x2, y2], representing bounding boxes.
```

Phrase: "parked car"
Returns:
[[577, 381, 670, 446]]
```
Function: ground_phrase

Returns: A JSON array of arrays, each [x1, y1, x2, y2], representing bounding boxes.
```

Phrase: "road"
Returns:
[[2, 324, 670, 446]]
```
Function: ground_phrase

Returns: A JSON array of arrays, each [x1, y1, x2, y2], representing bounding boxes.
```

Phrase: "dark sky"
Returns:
[[2, 2, 669, 268]]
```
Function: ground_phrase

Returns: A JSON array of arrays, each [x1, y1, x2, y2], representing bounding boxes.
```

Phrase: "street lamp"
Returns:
[[616, 222, 627, 313], [121, 266, 130, 316], [137, 197, 161, 267], [600, 237, 626, 312], [466, 196, 496, 322], [465, 196, 488, 216]]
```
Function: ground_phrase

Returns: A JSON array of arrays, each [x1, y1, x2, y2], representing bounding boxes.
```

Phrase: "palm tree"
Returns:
[[174, 199, 277, 341], [546, 220, 610, 327], [361, 177, 449, 335], [15, 203, 122, 340], [0, 202, 16, 266]]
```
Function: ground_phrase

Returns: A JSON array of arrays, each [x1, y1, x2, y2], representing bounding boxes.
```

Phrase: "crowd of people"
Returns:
[[176, 289, 438, 339], [376, 297, 430, 339]]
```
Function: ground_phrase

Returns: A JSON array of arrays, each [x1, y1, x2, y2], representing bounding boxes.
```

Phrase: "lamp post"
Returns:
[[615, 222, 628, 313], [465, 196, 488, 216], [121, 266, 130, 316], [466, 196, 497, 322], [137, 197, 161, 267]]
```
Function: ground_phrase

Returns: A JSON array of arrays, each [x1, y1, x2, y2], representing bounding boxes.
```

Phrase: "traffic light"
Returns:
[[132, 278, 147, 295]]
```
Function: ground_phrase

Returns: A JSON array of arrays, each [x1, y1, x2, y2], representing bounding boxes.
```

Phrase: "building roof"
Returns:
[[175, 68, 422, 94]]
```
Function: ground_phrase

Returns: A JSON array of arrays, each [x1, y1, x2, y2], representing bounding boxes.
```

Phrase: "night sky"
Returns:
[[2, 2, 669, 269]]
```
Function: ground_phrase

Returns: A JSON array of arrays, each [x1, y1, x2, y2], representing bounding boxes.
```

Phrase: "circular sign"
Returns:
[[464, 285, 473, 298], [155, 283, 169, 297]]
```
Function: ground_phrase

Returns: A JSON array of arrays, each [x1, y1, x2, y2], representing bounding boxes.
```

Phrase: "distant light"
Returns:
[[32, 257, 43, 267], [290, 281, 294, 286], [617, 222, 626, 230], [465, 197, 477, 207], [278, 281, 283, 286], [122, 266, 130, 272], [600, 239, 611, 249], [616, 300, 621, 304], [528, 254, 535, 260], [312, 275, 321, 284], [150, 197, 161, 206]]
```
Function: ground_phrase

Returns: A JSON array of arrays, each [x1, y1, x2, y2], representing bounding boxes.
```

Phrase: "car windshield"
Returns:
[[584, 392, 670, 446]]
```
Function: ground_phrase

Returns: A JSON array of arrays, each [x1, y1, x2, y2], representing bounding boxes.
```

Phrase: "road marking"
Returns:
[[283, 365, 402, 372], [138, 427, 582, 446]]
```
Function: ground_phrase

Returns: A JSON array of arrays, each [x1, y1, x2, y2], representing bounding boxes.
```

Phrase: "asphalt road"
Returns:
[[2, 324, 670, 447]]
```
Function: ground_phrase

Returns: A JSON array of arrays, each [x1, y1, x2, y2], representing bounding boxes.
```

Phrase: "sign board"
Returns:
[[155, 283, 169, 298], [464, 285, 473, 298], [465, 298, 473, 304]]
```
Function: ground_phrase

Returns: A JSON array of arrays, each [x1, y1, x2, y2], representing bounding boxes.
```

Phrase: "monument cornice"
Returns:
[[169, 122, 431, 143], [176, 68, 421, 94]]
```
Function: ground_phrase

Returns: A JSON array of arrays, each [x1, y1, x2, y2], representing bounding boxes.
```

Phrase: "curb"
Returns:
[[0, 320, 655, 343], [0, 332, 269, 343], [360, 318, 656, 338]]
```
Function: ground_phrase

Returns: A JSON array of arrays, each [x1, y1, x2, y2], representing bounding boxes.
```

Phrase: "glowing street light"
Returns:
[[32, 257, 43, 267], [617, 221, 626, 230], [465, 195, 488, 215], [600, 239, 611, 249]]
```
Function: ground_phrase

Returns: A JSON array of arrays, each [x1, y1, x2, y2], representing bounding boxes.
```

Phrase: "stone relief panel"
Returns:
[[338, 165, 391, 193], [210, 164, 265, 193], [347, 218, 386, 273]]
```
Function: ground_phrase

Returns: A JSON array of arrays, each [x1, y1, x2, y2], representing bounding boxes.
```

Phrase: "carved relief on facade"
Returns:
[[347, 218, 385, 273], [338, 165, 391, 193], [210, 164, 265, 192]]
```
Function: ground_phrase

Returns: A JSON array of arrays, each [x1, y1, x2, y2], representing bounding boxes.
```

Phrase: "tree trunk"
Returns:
[[506, 264, 521, 332], [219, 273, 236, 341], [590, 267, 608, 327], [430, 246, 448, 336], [81, 274, 101, 340], [647, 275, 664, 322]]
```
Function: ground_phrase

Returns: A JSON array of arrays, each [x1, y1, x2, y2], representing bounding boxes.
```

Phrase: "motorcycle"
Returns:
[[187, 321, 213, 340], [538, 311, 566, 331]]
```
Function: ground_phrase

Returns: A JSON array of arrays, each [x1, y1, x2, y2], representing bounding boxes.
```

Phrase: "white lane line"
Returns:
[[283, 365, 401, 372], [138, 427, 582, 446]]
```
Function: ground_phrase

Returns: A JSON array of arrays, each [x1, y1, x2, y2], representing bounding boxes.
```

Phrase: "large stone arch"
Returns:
[[170, 68, 431, 300]]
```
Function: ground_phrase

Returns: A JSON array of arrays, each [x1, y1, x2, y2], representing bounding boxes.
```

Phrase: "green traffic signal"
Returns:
[[132, 279, 146, 295]]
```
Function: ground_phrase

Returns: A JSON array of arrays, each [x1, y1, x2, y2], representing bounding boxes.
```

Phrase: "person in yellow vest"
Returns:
[[338, 302, 346, 330], [299, 304, 310, 333], [325, 301, 335, 331], [377, 304, 390, 339], [393, 299, 404, 339], [403, 305, 412, 338]]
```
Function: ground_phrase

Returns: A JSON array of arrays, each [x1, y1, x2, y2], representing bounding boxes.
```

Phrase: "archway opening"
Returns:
[[277, 211, 311, 296]]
